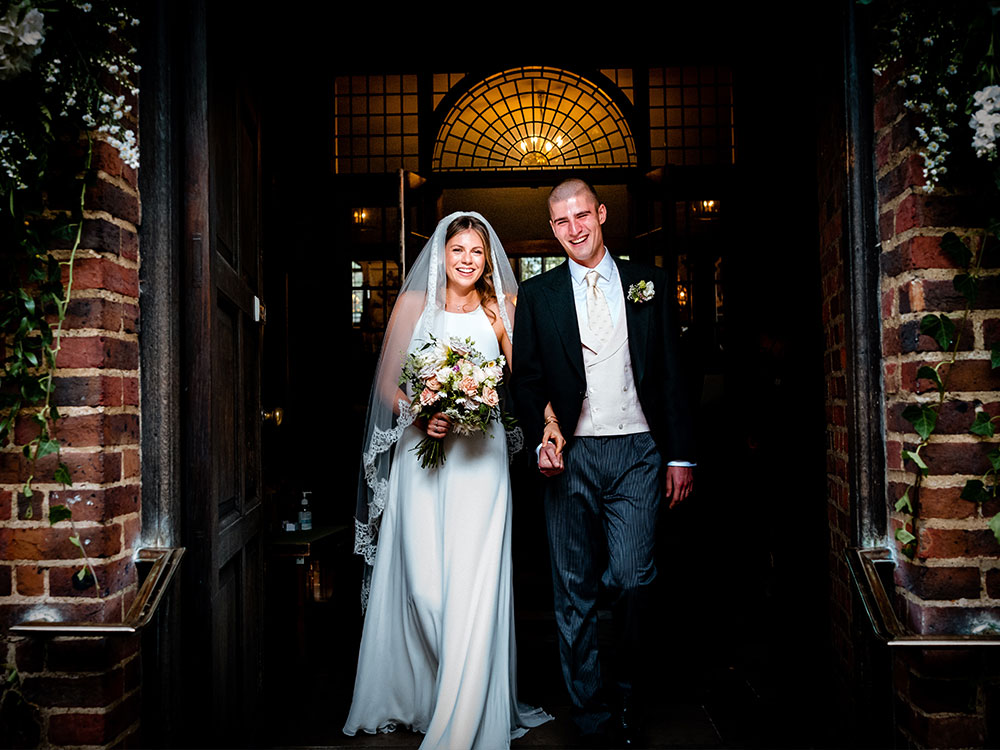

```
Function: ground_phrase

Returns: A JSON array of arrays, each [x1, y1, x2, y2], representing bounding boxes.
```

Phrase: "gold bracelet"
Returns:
[[544, 415, 559, 425]]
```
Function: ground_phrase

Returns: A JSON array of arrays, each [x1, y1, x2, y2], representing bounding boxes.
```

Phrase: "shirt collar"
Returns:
[[567, 248, 615, 286]]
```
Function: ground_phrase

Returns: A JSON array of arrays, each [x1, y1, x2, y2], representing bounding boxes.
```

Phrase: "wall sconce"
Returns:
[[677, 283, 688, 307], [352, 209, 368, 225], [691, 199, 720, 220]]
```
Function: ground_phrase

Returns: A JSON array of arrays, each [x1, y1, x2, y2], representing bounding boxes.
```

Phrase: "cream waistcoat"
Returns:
[[574, 305, 651, 437]]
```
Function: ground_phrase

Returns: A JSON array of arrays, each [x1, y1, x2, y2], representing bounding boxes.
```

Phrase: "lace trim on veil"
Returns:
[[355, 400, 414, 567]]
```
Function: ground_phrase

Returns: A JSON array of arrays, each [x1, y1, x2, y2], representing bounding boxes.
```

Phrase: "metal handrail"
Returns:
[[11, 547, 185, 635], [847, 546, 1000, 647]]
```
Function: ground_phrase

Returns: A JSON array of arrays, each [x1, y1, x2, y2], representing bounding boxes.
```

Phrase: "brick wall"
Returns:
[[816, 40, 859, 728], [0, 135, 142, 747], [876, 58, 1000, 747]]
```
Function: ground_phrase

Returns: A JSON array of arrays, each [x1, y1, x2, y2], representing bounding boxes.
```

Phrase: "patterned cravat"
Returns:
[[585, 270, 614, 345]]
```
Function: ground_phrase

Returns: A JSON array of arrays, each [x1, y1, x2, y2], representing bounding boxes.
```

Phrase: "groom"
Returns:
[[512, 178, 694, 746]]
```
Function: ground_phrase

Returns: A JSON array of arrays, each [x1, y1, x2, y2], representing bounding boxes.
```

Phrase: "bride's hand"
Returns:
[[542, 419, 566, 455], [424, 412, 451, 439]]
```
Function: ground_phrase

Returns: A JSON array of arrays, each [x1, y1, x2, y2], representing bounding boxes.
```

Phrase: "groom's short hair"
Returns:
[[548, 178, 600, 210]]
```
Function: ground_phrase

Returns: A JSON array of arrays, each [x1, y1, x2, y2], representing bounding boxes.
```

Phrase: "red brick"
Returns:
[[52, 375, 137, 407], [16, 491, 42, 521], [902, 359, 1000, 394], [50, 556, 136, 599], [910, 485, 978, 520], [49, 485, 139, 522], [122, 514, 140, 551], [92, 139, 138, 191], [0, 564, 10, 596], [122, 302, 139, 334], [62, 297, 126, 332], [121, 448, 140, 479], [45, 634, 139, 673], [987, 569, 1000, 598], [906, 601, 1000, 637], [0, 488, 10, 521], [22, 667, 124, 708], [48, 413, 140, 448], [16, 565, 45, 596], [894, 560, 981, 600], [894, 192, 977, 236], [898, 317, 975, 353], [13, 636, 44, 672], [53, 218, 137, 261], [69, 257, 139, 298], [33, 449, 123, 484], [878, 152, 925, 199], [84, 179, 139, 225], [54, 336, 138, 370], [0, 524, 122, 561], [0, 596, 122, 631], [922, 277, 1000, 312], [47, 691, 140, 747], [917, 527, 1000, 559]]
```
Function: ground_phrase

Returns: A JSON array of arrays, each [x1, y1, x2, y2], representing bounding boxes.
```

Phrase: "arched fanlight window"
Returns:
[[433, 67, 636, 171]]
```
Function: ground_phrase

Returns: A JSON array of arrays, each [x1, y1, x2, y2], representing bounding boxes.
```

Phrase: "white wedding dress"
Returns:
[[344, 307, 551, 749]]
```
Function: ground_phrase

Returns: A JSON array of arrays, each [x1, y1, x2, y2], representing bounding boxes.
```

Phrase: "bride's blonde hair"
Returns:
[[445, 214, 498, 324]]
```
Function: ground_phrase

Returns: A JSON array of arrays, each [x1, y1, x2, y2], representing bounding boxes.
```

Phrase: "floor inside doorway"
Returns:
[[262, 558, 834, 750]]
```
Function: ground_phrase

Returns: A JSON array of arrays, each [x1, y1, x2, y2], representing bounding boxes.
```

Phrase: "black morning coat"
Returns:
[[511, 256, 695, 465]]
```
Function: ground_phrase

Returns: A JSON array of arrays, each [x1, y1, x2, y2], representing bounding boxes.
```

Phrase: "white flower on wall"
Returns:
[[0, 6, 45, 81]]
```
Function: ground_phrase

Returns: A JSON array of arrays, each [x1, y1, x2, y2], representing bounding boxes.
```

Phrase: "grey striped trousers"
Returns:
[[543, 432, 662, 735]]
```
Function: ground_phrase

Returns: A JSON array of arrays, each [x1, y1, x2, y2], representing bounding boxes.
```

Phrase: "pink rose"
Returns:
[[482, 386, 499, 407], [420, 388, 441, 406], [425, 374, 441, 391], [460, 376, 478, 397]]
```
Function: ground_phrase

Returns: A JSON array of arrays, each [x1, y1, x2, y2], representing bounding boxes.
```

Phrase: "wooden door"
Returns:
[[180, 2, 264, 744]]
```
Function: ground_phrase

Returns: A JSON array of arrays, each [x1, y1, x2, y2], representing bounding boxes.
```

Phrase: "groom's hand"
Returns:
[[665, 465, 693, 509], [538, 441, 564, 477]]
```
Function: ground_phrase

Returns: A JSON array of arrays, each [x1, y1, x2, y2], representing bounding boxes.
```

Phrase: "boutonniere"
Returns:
[[627, 280, 655, 303]]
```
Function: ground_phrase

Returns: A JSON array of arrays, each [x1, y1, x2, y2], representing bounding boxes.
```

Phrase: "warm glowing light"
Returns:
[[677, 284, 688, 307]]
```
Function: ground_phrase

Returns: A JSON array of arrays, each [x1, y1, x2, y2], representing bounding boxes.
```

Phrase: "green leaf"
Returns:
[[21, 482, 32, 498], [902, 403, 937, 440], [35, 438, 60, 459], [895, 528, 917, 545], [69, 535, 82, 550], [902, 449, 929, 475], [961, 479, 993, 503], [990, 513, 1000, 544], [989, 448, 1000, 473], [49, 504, 72, 525], [53, 462, 71, 486], [971, 412, 996, 437], [941, 232, 973, 267], [920, 314, 956, 351], [75, 567, 88, 582], [916, 365, 944, 394], [895, 489, 913, 513], [954, 274, 979, 305], [992, 344, 1000, 370]]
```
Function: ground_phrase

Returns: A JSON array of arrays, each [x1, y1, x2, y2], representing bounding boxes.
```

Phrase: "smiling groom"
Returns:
[[512, 178, 695, 746]]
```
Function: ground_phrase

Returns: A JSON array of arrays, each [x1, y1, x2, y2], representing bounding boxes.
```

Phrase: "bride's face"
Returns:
[[444, 229, 486, 290]]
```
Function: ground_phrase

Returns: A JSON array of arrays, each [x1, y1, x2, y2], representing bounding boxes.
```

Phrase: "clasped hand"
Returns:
[[421, 412, 450, 439], [538, 419, 567, 477]]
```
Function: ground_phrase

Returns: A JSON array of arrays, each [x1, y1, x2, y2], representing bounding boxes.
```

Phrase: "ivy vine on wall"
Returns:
[[864, 0, 1000, 556], [0, 1, 139, 586]]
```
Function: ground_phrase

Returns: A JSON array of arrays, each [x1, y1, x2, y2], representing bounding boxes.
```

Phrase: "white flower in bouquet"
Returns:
[[0, 6, 45, 81]]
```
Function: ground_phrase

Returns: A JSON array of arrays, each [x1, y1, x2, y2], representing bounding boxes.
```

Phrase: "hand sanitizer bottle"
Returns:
[[298, 491, 313, 531]]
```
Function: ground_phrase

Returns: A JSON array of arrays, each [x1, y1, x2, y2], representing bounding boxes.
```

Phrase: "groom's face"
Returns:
[[549, 191, 607, 268]]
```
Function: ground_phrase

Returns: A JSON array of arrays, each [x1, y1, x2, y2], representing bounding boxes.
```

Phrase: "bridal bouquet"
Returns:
[[399, 334, 514, 468]]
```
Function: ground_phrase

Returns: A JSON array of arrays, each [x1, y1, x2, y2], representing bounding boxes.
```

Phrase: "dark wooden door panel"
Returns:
[[181, 2, 265, 744]]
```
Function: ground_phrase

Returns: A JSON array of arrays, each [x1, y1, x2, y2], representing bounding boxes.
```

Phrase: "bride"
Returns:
[[344, 212, 554, 749]]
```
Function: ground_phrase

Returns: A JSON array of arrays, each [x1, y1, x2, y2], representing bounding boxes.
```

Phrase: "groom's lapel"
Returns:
[[618, 259, 653, 385], [539, 263, 585, 381]]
